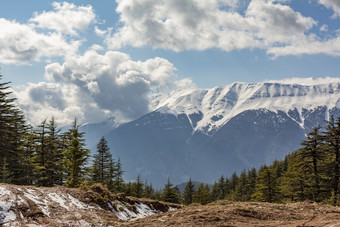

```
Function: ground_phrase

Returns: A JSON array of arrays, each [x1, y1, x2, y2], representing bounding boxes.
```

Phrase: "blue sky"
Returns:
[[1, 0, 340, 125]]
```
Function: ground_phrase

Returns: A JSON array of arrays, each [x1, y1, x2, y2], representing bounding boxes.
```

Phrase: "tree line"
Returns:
[[0, 75, 124, 190], [1, 75, 339, 206], [121, 116, 340, 206]]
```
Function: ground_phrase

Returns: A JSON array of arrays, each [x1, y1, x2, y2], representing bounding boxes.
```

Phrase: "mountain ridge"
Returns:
[[82, 78, 340, 187]]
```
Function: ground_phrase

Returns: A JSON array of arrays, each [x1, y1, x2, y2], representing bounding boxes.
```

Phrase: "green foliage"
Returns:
[[131, 174, 143, 198], [193, 183, 210, 205], [161, 178, 180, 203], [252, 165, 281, 202], [0, 75, 28, 184], [90, 136, 112, 185], [63, 119, 89, 188], [182, 178, 195, 205]]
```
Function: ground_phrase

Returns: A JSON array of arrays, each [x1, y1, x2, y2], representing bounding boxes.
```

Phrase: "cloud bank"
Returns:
[[0, 2, 95, 65], [17, 50, 180, 126], [105, 0, 340, 57]]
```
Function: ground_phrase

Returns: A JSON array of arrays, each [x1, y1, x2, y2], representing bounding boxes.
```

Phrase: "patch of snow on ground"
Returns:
[[134, 203, 159, 218], [0, 202, 16, 224], [168, 206, 177, 211], [67, 194, 90, 210], [23, 189, 50, 216], [0, 186, 16, 225], [47, 193, 69, 210]]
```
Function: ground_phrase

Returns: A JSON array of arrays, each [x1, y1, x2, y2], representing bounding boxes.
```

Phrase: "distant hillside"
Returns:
[[81, 78, 340, 187]]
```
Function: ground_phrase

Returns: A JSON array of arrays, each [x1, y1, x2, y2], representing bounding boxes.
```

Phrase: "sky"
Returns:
[[1, 0, 340, 126]]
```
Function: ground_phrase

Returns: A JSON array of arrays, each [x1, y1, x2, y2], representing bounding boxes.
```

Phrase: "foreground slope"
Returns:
[[0, 183, 180, 226], [83, 78, 340, 187], [121, 201, 340, 227]]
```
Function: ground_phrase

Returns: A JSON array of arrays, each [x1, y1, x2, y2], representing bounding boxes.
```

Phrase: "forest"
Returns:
[[1, 75, 339, 206]]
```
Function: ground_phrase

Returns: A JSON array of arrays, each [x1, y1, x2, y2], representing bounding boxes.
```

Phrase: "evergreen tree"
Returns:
[[63, 119, 89, 188], [45, 117, 64, 186], [252, 165, 280, 202], [161, 178, 180, 203], [193, 183, 210, 205], [18, 126, 37, 185], [182, 178, 195, 205], [234, 170, 248, 201], [131, 174, 144, 198], [297, 126, 326, 201], [324, 116, 340, 204], [107, 155, 117, 192], [217, 175, 225, 200], [91, 137, 111, 185], [34, 119, 49, 186], [0, 75, 27, 184], [230, 172, 239, 192], [281, 154, 307, 201], [113, 157, 124, 192], [246, 168, 257, 200], [210, 181, 219, 202], [142, 180, 155, 199]]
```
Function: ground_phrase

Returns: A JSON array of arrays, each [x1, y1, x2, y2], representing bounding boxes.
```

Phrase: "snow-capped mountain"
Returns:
[[84, 78, 340, 188], [153, 78, 340, 135]]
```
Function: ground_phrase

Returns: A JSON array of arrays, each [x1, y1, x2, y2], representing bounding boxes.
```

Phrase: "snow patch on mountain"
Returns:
[[154, 78, 340, 134]]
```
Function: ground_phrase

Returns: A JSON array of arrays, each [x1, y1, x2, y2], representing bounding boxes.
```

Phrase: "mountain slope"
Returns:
[[92, 78, 340, 187]]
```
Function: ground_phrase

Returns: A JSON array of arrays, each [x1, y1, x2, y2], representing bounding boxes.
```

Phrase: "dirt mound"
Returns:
[[118, 200, 340, 226], [0, 183, 180, 226]]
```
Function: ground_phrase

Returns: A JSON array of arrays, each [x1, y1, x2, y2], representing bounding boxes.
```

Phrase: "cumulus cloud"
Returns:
[[319, 0, 340, 18], [0, 18, 80, 64], [0, 2, 96, 65], [105, 0, 340, 57], [17, 50, 178, 125], [29, 2, 96, 36]]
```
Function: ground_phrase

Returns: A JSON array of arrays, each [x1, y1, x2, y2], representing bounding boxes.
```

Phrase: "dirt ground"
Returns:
[[115, 200, 340, 227]]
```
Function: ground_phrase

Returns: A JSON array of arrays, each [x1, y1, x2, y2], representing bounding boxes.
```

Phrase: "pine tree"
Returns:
[[131, 174, 144, 198], [281, 154, 307, 201], [63, 119, 89, 188], [34, 119, 49, 186], [91, 137, 111, 185], [107, 155, 117, 192], [113, 157, 124, 192], [217, 175, 225, 200], [161, 178, 180, 203], [182, 178, 195, 205], [252, 165, 280, 202], [235, 170, 248, 201], [246, 168, 257, 200], [324, 116, 340, 204], [297, 126, 326, 201], [193, 183, 210, 205], [210, 181, 219, 202], [142, 180, 155, 199], [0, 75, 27, 184], [45, 117, 64, 186], [18, 126, 37, 185]]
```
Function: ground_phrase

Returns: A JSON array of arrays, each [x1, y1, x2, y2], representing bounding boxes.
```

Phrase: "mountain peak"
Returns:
[[154, 78, 340, 134]]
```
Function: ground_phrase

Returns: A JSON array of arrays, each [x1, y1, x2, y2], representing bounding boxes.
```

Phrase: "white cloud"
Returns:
[[30, 2, 96, 36], [0, 1, 97, 65], [0, 18, 80, 64], [17, 50, 178, 126], [106, 0, 340, 57], [319, 0, 340, 18]]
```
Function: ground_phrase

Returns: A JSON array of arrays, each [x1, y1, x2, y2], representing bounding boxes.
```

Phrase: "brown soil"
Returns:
[[115, 200, 340, 227]]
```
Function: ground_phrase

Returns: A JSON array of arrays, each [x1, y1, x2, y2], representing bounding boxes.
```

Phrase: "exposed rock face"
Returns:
[[0, 183, 180, 226]]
